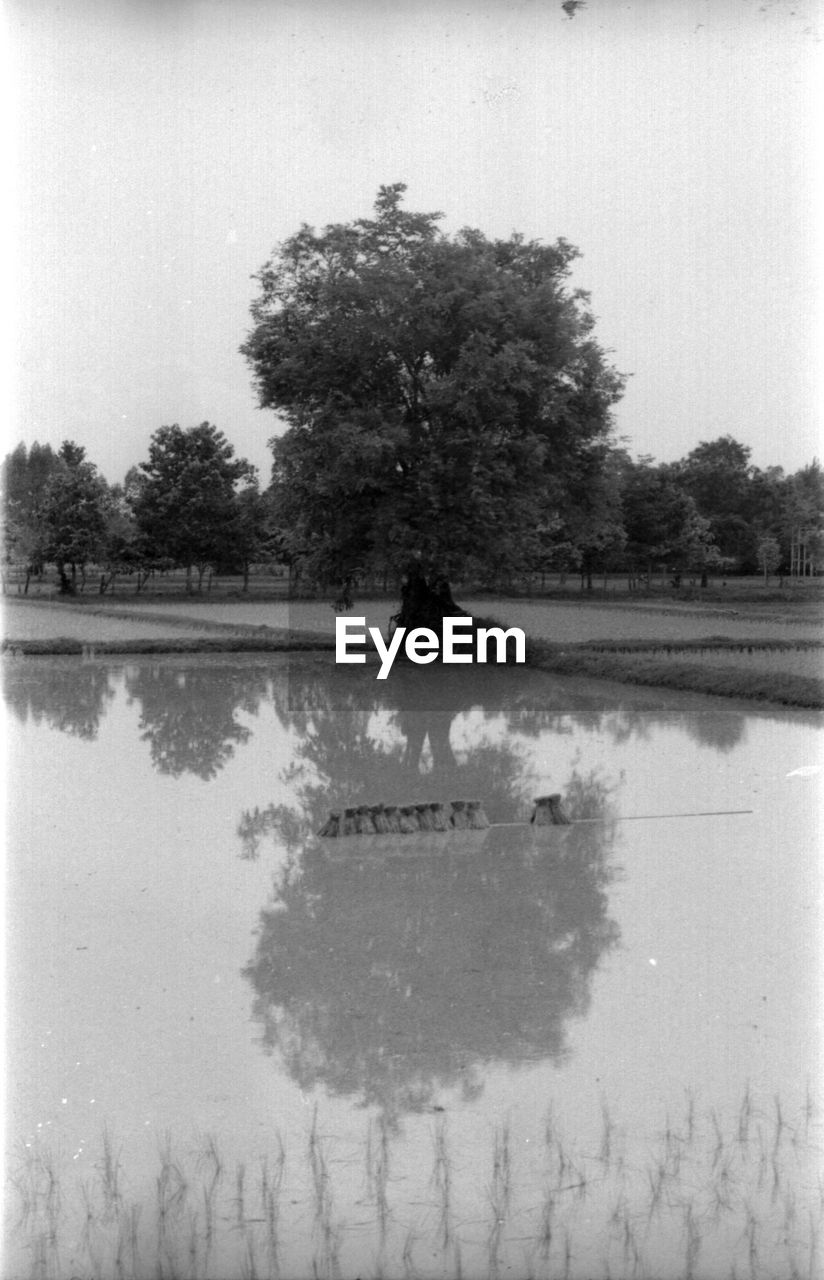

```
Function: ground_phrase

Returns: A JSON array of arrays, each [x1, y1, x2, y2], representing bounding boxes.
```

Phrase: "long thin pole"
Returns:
[[490, 808, 753, 828]]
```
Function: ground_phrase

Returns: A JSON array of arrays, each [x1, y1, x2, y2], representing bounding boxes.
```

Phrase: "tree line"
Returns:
[[3, 426, 820, 596], [1, 424, 274, 595], [3, 185, 822, 597]]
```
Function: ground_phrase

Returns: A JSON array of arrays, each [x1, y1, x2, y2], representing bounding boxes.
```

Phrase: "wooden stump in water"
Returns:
[[429, 802, 449, 831], [356, 805, 376, 834], [450, 800, 469, 829], [415, 802, 435, 831], [384, 805, 401, 833], [341, 807, 358, 836], [370, 804, 391, 833], [466, 800, 490, 829], [398, 805, 420, 833], [531, 794, 571, 826], [317, 811, 341, 838]]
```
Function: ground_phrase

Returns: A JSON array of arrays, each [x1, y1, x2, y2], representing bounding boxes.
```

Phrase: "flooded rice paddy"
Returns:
[[3, 654, 823, 1279]]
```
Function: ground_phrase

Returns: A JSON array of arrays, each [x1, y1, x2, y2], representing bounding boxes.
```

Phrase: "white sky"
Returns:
[[6, 0, 822, 484]]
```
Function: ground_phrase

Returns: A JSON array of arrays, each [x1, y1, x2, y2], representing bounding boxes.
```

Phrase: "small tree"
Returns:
[[756, 535, 782, 585], [95, 485, 143, 594], [675, 436, 756, 565], [1, 441, 61, 591], [227, 481, 277, 592], [561, 444, 627, 591], [669, 509, 721, 588], [622, 460, 703, 588], [131, 423, 254, 592], [41, 442, 110, 593]]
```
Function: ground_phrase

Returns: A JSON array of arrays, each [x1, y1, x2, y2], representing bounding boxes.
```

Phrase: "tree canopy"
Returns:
[[39, 442, 111, 593], [2, 441, 61, 586], [131, 422, 255, 590], [241, 184, 624, 594]]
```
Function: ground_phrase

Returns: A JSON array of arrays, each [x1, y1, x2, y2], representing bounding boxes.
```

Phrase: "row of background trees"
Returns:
[[1, 424, 274, 595], [2, 426, 821, 595], [3, 184, 823, 598]]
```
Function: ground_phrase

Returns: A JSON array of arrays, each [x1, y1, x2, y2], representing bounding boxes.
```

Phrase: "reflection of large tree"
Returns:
[[244, 818, 619, 1120], [2, 659, 113, 739], [239, 662, 618, 856], [238, 659, 762, 860], [125, 662, 271, 780]]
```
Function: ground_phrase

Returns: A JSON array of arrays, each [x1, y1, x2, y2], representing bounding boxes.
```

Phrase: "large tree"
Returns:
[[242, 184, 623, 627]]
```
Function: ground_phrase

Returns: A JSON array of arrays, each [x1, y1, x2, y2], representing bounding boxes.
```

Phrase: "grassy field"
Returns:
[[584, 643, 824, 680], [524, 641, 824, 709]]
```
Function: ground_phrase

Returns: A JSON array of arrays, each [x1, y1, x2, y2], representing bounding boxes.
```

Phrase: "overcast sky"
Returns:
[[6, 0, 822, 484]]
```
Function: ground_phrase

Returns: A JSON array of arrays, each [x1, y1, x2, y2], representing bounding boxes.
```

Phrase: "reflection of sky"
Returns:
[[434, 703, 815, 824], [4, 655, 822, 1278]]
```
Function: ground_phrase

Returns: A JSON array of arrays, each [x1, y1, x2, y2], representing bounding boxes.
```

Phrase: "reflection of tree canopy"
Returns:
[[125, 662, 271, 780], [243, 656, 755, 856], [2, 659, 113, 739], [244, 818, 619, 1120], [683, 710, 747, 754], [239, 661, 621, 857], [236, 659, 757, 857]]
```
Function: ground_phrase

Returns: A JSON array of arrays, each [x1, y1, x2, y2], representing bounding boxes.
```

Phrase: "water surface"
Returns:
[[4, 655, 822, 1279]]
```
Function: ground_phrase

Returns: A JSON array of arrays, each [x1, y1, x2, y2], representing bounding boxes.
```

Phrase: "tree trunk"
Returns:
[[334, 575, 354, 611], [57, 561, 75, 595], [392, 565, 466, 636]]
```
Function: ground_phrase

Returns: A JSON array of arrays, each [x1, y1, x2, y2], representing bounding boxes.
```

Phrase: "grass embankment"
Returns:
[[1, 632, 335, 656], [4, 597, 823, 708], [523, 635, 824, 709]]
